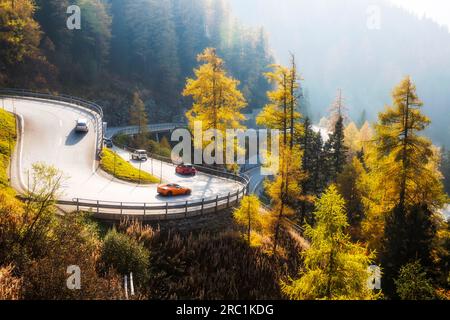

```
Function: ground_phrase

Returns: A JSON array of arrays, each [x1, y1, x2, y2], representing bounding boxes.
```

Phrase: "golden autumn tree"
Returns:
[[361, 77, 447, 251], [183, 48, 247, 167], [233, 195, 265, 246], [375, 76, 445, 210], [344, 122, 360, 153], [257, 55, 307, 252], [358, 121, 374, 152], [359, 77, 447, 296], [184, 48, 247, 133], [256, 55, 303, 148], [380, 77, 446, 209], [268, 147, 306, 251]]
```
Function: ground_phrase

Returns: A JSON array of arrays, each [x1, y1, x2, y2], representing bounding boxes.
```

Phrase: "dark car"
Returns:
[[176, 164, 197, 176]]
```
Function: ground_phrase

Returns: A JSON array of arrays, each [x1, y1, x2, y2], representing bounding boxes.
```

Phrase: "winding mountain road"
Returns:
[[3, 97, 243, 205]]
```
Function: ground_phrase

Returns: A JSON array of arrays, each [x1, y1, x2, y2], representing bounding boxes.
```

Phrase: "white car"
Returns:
[[131, 149, 148, 161], [75, 119, 89, 133]]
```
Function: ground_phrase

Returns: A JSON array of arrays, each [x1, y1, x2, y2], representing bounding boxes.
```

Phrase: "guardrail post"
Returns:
[[215, 195, 219, 213], [76, 198, 79, 212], [227, 192, 230, 208], [201, 198, 204, 215], [143, 203, 146, 216], [120, 202, 123, 215], [165, 202, 168, 218], [185, 201, 188, 217], [96, 200, 99, 214]]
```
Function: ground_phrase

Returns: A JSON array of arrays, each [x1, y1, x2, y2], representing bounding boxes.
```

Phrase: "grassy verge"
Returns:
[[0, 108, 17, 188], [100, 148, 159, 184]]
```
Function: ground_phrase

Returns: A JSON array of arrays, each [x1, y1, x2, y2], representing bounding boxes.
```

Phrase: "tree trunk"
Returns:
[[399, 84, 410, 210]]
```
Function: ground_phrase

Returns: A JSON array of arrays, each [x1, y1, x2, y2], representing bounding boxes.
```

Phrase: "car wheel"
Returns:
[[167, 191, 172, 197], [185, 190, 191, 195]]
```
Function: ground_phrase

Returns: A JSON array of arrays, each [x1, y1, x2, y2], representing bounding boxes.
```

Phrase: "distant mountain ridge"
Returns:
[[228, 0, 450, 147]]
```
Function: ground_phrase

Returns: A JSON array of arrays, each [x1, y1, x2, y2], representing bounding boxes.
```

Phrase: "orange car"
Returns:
[[157, 183, 192, 197]]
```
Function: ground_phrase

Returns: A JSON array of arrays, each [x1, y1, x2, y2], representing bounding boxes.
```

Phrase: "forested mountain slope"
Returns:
[[229, 0, 450, 147], [0, 0, 273, 125]]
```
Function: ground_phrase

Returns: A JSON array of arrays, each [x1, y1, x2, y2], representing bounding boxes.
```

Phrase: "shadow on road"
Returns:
[[65, 128, 87, 146], [175, 173, 196, 179], [155, 194, 191, 202]]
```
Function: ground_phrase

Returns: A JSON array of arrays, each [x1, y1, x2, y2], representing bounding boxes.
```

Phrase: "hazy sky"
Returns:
[[389, 0, 450, 30]]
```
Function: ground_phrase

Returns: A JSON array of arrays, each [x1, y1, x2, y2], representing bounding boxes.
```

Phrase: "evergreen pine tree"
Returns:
[[129, 92, 149, 148], [324, 115, 349, 182], [440, 148, 450, 196]]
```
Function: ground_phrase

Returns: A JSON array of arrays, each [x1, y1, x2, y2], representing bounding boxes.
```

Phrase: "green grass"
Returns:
[[100, 148, 159, 184], [0, 108, 17, 187]]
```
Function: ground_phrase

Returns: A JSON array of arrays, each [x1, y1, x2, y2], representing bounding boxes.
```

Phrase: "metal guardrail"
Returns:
[[56, 187, 247, 221], [106, 123, 186, 138], [0, 88, 104, 157], [261, 203, 305, 235]]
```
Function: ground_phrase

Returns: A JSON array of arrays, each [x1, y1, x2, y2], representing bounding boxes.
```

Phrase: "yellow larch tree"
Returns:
[[233, 195, 265, 246], [183, 47, 247, 134]]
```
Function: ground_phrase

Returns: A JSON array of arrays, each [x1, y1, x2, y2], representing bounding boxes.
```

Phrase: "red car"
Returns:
[[176, 164, 197, 176]]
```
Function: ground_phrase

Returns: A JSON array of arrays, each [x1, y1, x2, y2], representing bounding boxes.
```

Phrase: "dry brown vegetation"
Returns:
[[0, 265, 22, 300], [119, 220, 304, 300]]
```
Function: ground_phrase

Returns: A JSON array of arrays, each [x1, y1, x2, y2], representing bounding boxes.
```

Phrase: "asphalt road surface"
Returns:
[[3, 97, 243, 204]]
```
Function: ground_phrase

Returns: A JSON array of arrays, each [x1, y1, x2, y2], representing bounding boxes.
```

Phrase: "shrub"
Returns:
[[101, 229, 151, 287]]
